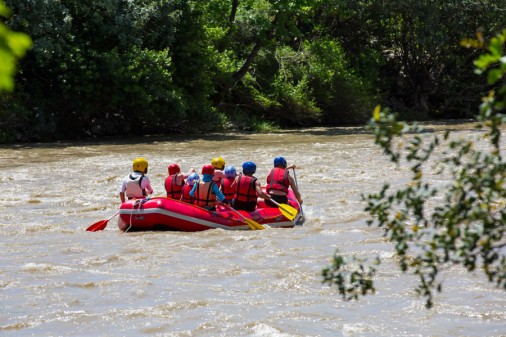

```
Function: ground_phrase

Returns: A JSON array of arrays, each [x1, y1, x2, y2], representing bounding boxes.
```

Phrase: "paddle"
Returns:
[[291, 169, 303, 210], [220, 202, 265, 230], [86, 211, 119, 232], [291, 168, 305, 225], [268, 199, 298, 221]]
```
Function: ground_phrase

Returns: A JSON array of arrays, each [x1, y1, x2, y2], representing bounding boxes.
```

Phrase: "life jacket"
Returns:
[[266, 168, 289, 194], [194, 181, 217, 208], [235, 174, 257, 203], [221, 177, 236, 201], [126, 172, 146, 199], [165, 174, 184, 199], [181, 184, 194, 203]]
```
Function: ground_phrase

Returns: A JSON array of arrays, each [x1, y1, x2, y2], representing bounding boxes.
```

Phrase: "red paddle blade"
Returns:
[[86, 219, 108, 232]]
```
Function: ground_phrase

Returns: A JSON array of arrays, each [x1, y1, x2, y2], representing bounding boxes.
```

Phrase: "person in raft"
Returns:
[[181, 172, 199, 204], [211, 156, 226, 184], [233, 161, 271, 212], [119, 157, 153, 203], [220, 166, 237, 204], [164, 163, 195, 199], [190, 164, 227, 211], [265, 156, 303, 207]]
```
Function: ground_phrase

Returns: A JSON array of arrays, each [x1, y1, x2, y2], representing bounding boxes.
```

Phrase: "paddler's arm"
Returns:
[[211, 183, 226, 202], [288, 175, 303, 204], [181, 167, 195, 180], [255, 180, 270, 200], [189, 183, 197, 197], [230, 175, 239, 190], [119, 181, 127, 203], [140, 175, 153, 196]]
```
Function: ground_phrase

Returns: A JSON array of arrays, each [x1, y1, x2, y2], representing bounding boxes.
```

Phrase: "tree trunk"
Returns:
[[232, 14, 279, 84]]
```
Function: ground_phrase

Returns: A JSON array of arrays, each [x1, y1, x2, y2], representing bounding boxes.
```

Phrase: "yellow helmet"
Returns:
[[211, 157, 226, 170], [132, 157, 148, 173]]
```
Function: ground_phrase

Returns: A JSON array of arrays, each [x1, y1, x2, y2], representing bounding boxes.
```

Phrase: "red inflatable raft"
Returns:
[[117, 190, 304, 232]]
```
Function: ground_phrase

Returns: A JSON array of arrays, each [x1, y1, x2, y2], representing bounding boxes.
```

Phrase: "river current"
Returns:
[[1, 125, 504, 336]]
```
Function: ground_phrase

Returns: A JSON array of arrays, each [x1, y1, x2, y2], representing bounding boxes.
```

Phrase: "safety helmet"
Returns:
[[273, 156, 287, 168], [168, 163, 180, 175], [202, 164, 215, 175], [132, 157, 148, 173], [224, 166, 237, 178], [242, 161, 256, 175], [211, 157, 226, 170], [186, 172, 199, 185]]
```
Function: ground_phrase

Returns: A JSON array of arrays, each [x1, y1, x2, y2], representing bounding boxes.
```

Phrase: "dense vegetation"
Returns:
[[0, 1, 31, 92], [0, 0, 505, 142], [323, 29, 506, 308]]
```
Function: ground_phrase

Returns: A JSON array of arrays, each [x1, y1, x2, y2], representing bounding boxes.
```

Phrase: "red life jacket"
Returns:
[[194, 181, 217, 208], [181, 184, 193, 203], [165, 174, 184, 199], [235, 174, 257, 202], [266, 168, 289, 194], [221, 177, 236, 200]]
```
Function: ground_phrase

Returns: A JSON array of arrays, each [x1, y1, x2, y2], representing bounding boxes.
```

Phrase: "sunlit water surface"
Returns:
[[1, 125, 504, 336]]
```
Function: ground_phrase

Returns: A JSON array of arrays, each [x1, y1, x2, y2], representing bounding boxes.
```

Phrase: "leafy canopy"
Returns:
[[323, 29, 506, 308], [0, 0, 31, 91]]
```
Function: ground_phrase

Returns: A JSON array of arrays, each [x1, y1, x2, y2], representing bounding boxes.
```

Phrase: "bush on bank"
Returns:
[[1, 0, 505, 142]]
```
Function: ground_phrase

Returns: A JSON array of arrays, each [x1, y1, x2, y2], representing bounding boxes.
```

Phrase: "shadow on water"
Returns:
[[1, 119, 480, 149], [1, 133, 249, 150]]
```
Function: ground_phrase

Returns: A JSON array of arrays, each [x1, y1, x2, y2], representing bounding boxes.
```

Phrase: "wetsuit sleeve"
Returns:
[[212, 183, 226, 201], [189, 183, 197, 197]]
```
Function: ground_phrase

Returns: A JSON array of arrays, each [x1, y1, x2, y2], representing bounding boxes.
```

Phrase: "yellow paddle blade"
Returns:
[[219, 201, 265, 230], [278, 203, 298, 220], [246, 218, 265, 230]]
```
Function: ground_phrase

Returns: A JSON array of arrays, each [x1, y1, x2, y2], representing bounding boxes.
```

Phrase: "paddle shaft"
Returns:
[[291, 168, 304, 216], [220, 202, 264, 230], [86, 211, 119, 231]]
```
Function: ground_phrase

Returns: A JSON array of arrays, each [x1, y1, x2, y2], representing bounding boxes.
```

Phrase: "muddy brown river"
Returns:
[[1, 125, 504, 336]]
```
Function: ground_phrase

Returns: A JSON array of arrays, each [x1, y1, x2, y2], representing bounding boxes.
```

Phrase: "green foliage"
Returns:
[[2, 0, 216, 141], [225, 108, 280, 132], [0, 0, 31, 91], [200, 0, 376, 127], [323, 30, 506, 308], [2, 0, 506, 142], [322, 251, 378, 301], [322, 0, 505, 119], [305, 39, 376, 124]]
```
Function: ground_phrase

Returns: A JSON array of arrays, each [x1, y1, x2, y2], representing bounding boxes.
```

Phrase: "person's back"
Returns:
[[165, 177, 183, 199], [181, 172, 199, 204], [164, 164, 191, 199], [190, 164, 226, 211], [211, 157, 226, 184], [233, 162, 269, 212], [221, 166, 237, 203], [119, 158, 153, 203], [265, 156, 302, 207]]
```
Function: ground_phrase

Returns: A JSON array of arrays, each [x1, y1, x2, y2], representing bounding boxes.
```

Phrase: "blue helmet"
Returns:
[[242, 161, 256, 174], [224, 166, 237, 178], [186, 172, 199, 185], [274, 156, 287, 168]]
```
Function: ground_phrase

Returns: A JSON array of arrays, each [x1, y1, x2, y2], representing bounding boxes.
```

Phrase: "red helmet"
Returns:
[[202, 164, 215, 175], [168, 164, 180, 175]]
